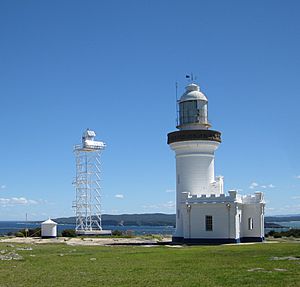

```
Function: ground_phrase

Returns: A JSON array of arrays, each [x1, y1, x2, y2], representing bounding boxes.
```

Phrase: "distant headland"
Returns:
[[44, 213, 300, 228]]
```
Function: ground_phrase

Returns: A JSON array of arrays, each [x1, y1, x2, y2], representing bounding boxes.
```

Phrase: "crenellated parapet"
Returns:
[[181, 190, 264, 205]]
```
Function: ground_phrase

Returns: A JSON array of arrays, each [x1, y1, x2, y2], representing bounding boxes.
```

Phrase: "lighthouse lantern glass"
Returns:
[[179, 100, 208, 126]]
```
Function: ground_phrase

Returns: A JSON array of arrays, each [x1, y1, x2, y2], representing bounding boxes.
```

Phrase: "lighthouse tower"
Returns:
[[73, 129, 111, 236], [168, 83, 265, 244]]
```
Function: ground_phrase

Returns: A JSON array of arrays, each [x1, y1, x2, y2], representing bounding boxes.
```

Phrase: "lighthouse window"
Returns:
[[179, 101, 198, 125], [205, 215, 213, 231], [248, 217, 253, 230], [196, 101, 208, 123]]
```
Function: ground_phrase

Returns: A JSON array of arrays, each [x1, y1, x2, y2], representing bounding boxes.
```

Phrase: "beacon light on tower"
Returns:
[[168, 82, 265, 244], [81, 129, 106, 150]]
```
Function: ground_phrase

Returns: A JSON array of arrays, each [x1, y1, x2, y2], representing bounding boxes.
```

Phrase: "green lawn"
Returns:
[[0, 242, 299, 287]]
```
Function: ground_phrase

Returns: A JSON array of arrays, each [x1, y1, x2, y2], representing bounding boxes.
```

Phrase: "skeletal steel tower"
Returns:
[[73, 129, 106, 235]]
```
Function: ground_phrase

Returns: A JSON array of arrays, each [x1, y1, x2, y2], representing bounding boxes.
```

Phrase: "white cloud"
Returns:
[[110, 209, 119, 214], [265, 207, 275, 211], [38, 199, 48, 204], [296, 175, 300, 179], [229, 188, 243, 193], [0, 185, 6, 190], [249, 182, 275, 190], [249, 182, 258, 189], [267, 204, 300, 214], [114, 194, 124, 199], [162, 201, 175, 209], [165, 189, 175, 193], [142, 201, 175, 210], [291, 196, 300, 200], [142, 204, 159, 209], [261, 183, 275, 189], [0, 197, 38, 207]]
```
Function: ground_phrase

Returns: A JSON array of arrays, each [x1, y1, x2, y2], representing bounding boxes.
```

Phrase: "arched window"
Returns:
[[248, 217, 253, 230]]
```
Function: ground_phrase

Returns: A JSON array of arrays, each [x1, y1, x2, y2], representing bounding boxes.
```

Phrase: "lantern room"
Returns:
[[177, 83, 211, 130]]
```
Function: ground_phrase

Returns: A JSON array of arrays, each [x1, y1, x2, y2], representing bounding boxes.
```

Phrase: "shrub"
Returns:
[[30, 228, 41, 237], [266, 229, 300, 238], [267, 230, 275, 237], [125, 230, 134, 238], [15, 228, 41, 237], [15, 232, 24, 237], [61, 229, 77, 237], [111, 230, 135, 237], [112, 230, 123, 236]]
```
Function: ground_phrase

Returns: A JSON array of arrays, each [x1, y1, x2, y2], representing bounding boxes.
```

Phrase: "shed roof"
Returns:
[[41, 218, 57, 225]]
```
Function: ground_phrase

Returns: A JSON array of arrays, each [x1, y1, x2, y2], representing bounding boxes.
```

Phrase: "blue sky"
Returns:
[[0, 0, 300, 220]]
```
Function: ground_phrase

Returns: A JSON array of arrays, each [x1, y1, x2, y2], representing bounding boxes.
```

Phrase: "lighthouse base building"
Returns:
[[172, 190, 264, 244], [168, 83, 265, 244]]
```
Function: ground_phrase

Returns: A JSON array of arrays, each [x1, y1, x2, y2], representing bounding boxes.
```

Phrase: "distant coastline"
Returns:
[[52, 213, 176, 227], [52, 213, 300, 228]]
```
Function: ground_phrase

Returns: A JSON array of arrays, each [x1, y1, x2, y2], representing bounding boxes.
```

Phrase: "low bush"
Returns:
[[112, 230, 123, 236], [124, 230, 134, 238], [266, 228, 300, 238], [61, 229, 77, 237], [16, 228, 41, 237], [111, 230, 135, 237]]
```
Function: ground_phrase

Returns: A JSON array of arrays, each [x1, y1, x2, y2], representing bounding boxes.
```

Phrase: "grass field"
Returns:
[[0, 242, 300, 287]]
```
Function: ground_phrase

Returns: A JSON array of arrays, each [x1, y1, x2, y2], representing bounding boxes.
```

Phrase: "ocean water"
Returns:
[[278, 221, 300, 228], [0, 221, 175, 236], [265, 221, 300, 233]]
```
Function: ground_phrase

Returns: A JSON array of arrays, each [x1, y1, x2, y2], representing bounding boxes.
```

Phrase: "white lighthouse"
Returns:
[[168, 83, 265, 244]]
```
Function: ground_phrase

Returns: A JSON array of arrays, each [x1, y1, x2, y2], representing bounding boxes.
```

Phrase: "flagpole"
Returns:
[[175, 82, 178, 126]]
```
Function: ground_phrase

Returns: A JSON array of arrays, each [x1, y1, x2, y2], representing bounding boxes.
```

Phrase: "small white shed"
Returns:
[[41, 219, 57, 238]]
